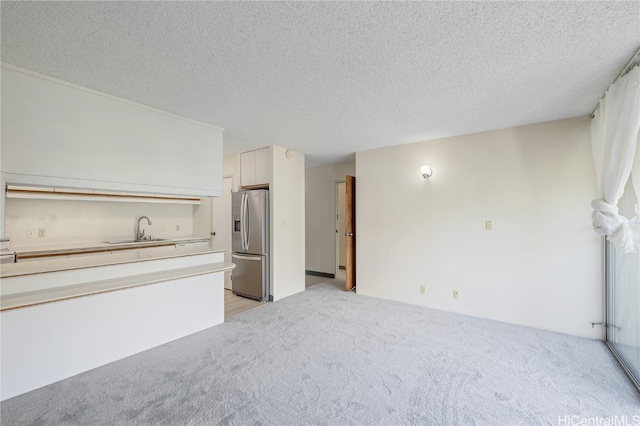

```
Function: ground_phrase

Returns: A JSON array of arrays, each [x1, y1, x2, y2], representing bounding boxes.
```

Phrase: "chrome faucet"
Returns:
[[137, 216, 152, 241]]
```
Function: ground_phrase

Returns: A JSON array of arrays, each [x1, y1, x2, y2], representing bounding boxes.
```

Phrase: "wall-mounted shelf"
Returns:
[[5, 185, 201, 205]]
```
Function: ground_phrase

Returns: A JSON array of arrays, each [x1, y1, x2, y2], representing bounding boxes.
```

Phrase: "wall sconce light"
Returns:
[[420, 165, 433, 178]]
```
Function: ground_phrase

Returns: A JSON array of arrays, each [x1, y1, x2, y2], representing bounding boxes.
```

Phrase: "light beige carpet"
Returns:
[[1, 281, 638, 425]]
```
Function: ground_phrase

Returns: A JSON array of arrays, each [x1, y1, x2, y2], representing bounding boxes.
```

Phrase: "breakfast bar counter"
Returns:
[[1, 244, 222, 279], [0, 242, 233, 401]]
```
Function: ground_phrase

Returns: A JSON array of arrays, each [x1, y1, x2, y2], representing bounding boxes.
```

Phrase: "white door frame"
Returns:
[[212, 177, 233, 290]]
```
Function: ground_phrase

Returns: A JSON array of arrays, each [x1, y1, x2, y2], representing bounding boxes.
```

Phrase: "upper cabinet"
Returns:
[[0, 65, 224, 197], [241, 147, 270, 188]]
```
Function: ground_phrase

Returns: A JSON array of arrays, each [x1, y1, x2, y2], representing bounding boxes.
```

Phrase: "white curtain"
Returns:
[[591, 66, 640, 254], [633, 134, 640, 214], [630, 133, 640, 247]]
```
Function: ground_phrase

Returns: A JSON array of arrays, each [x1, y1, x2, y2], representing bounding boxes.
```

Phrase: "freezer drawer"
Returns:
[[231, 253, 268, 301]]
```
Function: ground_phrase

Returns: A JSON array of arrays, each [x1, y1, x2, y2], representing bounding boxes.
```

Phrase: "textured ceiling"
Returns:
[[2, 1, 639, 167]]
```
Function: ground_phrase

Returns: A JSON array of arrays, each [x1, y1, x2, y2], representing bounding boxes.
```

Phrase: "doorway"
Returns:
[[345, 175, 356, 291], [335, 182, 346, 280], [335, 175, 356, 291]]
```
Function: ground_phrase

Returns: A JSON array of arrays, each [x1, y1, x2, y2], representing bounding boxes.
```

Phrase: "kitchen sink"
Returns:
[[103, 238, 170, 245]]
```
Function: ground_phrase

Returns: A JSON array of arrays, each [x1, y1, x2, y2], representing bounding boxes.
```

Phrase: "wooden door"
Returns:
[[345, 175, 356, 291]]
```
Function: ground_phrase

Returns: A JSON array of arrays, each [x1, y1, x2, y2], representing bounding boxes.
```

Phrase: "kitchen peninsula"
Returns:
[[0, 239, 234, 401], [0, 64, 231, 401]]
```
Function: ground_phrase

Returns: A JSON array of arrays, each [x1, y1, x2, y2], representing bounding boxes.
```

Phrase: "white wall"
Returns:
[[1, 172, 6, 239], [305, 162, 355, 275], [270, 146, 306, 301], [356, 117, 602, 339], [223, 153, 241, 191], [192, 154, 241, 239], [5, 198, 193, 248], [192, 198, 212, 239]]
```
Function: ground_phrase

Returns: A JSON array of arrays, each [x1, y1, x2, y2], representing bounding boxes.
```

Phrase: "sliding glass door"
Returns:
[[606, 179, 640, 388]]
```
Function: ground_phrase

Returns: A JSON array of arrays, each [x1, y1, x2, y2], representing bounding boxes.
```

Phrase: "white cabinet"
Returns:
[[241, 147, 270, 188], [241, 151, 257, 187], [1, 66, 224, 197], [254, 147, 270, 186]]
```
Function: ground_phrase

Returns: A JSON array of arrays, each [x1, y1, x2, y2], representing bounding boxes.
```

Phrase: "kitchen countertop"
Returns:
[[0, 244, 223, 279], [11, 236, 211, 258], [1, 261, 234, 311]]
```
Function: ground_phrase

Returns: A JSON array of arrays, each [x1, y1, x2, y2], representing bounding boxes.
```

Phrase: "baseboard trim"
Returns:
[[305, 270, 335, 279]]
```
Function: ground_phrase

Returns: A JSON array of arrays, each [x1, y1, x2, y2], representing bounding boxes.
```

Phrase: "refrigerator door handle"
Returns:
[[232, 253, 262, 261], [243, 192, 250, 250], [239, 192, 246, 251], [244, 193, 251, 250], [242, 192, 249, 251]]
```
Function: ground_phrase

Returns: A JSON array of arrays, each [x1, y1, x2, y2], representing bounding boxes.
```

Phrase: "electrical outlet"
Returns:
[[38, 228, 47, 238], [485, 220, 492, 231], [27, 228, 36, 238], [176, 224, 180, 231], [419, 285, 425, 294], [453, 290, 460, 300]]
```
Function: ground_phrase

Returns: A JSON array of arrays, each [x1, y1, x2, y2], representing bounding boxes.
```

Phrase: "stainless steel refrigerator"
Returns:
[[231, 189, 270, 301]]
